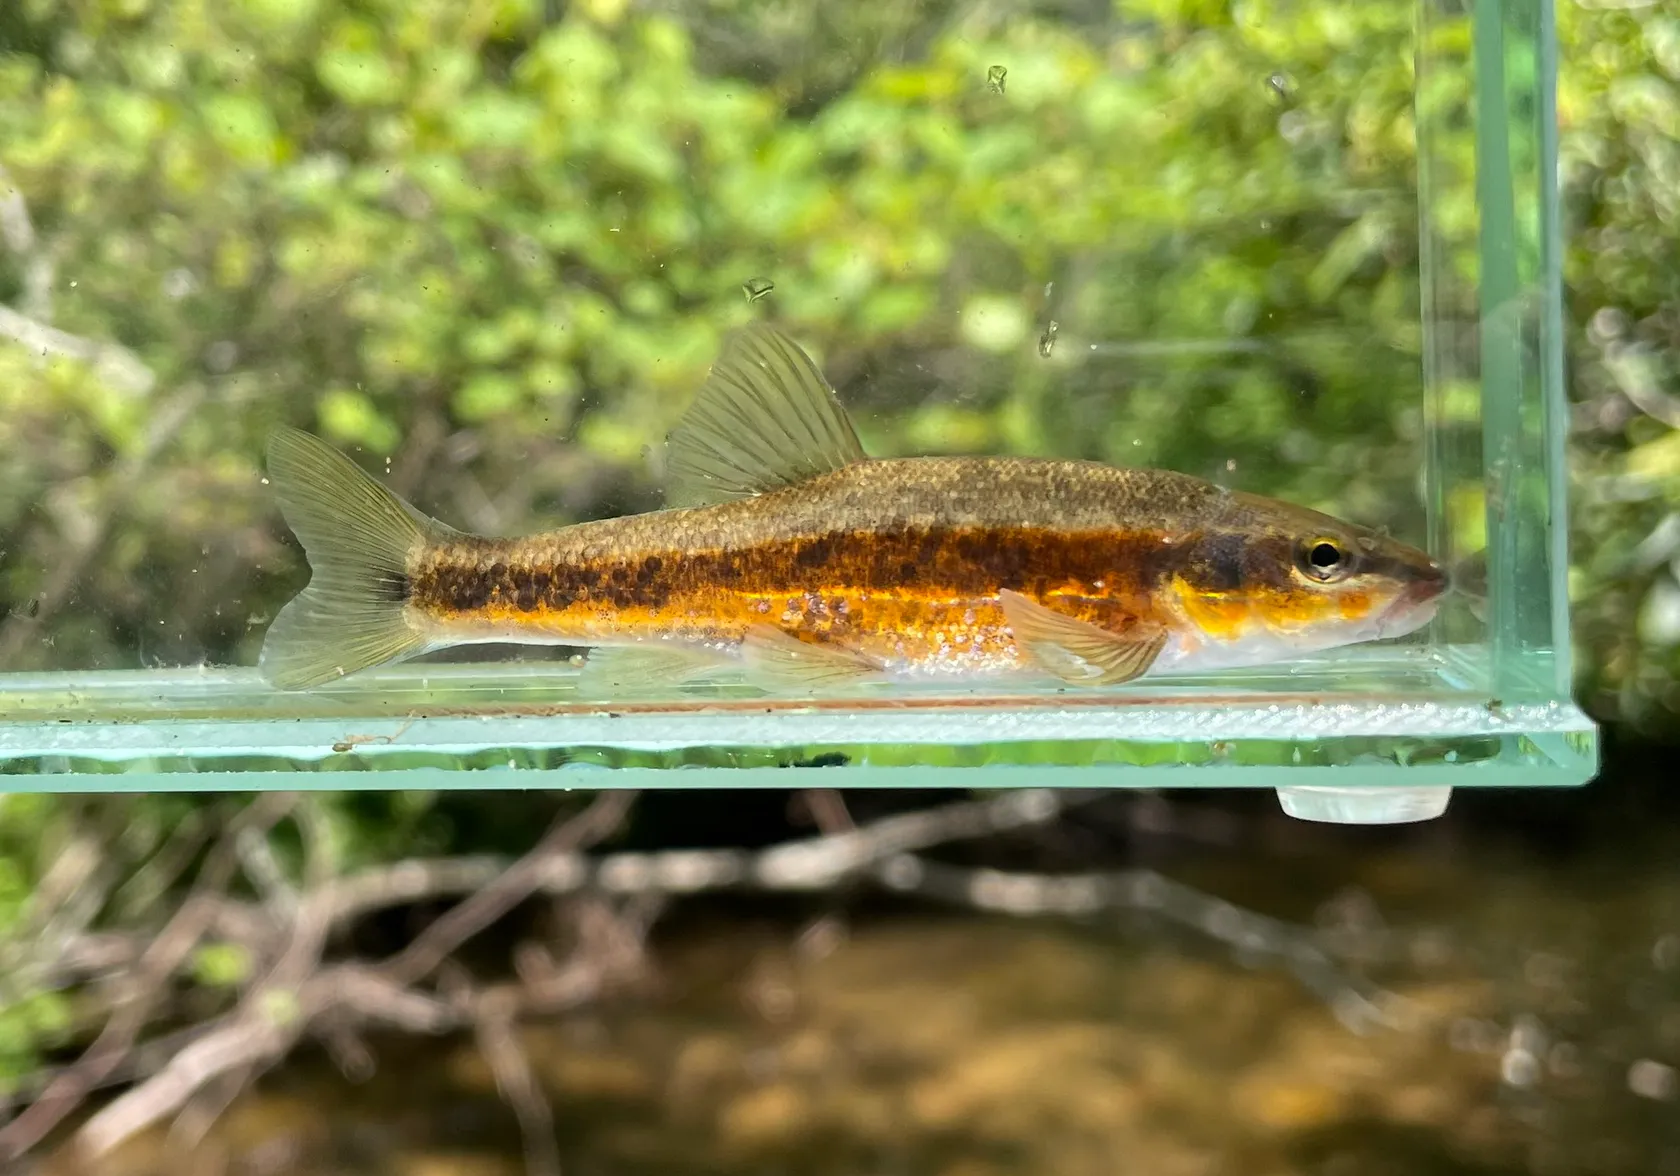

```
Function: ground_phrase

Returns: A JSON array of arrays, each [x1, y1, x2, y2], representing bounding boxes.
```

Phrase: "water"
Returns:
[[0, 0, 1594, 809], [29, 774, 1680, 1176]]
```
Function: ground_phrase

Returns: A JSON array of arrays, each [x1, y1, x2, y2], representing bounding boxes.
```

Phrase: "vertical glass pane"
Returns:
[[1420, 0, 1572, 698]]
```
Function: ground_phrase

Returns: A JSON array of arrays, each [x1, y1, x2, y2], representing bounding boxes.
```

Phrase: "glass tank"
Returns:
[[0, 0, 1596, 822]]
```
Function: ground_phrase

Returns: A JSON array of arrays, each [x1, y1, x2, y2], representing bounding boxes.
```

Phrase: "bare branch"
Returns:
[[5, 791, 1079, 1127], [165, 1065, 259, 1155], [380, 791, 639, 987], [110, 807, 213, 923], [77, 1013, 288, 1158], [0, 813, 108, 1001], [1603, 341, 1680, 430], [747, 786, 1071, 888], [10, 788, 1378, 1170], [0, 303, 153, 396], [324, 967, 457, 1034], [0, 164, 52, 319], [77, 968, 451, 1158], [794, 788, 855, 834], [319, 1020, 376, 1084], [0, 795, 295, 1161], [236, 827, 296, 918], [0, 164, 38, 256], [41, 789, 1098, 990], [293, 796, 337, 891], [869, 855, 1396, 1029], [476, 992, 562, 1176], [76, 949, 630, 1161]]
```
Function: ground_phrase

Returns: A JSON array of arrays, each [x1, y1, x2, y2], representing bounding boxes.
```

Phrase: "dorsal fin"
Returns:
[[665, 323, 868, 507]]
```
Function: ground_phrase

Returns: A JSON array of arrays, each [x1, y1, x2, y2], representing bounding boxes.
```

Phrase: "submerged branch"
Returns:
[[475, 991, 563, 1176], [0, 796, 296, 1160], [1, 789, 1391, 1169], [382, 790, 641, 987], [869, 855, 1398, 1029], [40, 788, 1095, 991]]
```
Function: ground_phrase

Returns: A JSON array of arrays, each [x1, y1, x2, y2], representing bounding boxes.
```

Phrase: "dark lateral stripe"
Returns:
[[406, 524, 1231, 618], [412, 549, 676, 616]]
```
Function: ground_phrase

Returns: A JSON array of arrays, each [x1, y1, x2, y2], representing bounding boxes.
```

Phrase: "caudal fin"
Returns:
[[259, 428, 444, 690]]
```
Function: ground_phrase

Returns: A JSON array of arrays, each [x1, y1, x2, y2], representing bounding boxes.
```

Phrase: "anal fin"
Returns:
[[997, 589, 1166, 686], [740, 625, 884, 695]]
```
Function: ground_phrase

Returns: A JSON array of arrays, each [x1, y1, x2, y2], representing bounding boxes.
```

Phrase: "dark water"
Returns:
[[37, 747, 1680, 1176]]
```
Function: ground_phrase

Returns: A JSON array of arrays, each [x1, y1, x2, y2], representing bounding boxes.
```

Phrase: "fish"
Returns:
[[258, 322, 1447, 693]]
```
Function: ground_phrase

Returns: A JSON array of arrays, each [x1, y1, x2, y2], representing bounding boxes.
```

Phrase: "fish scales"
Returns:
[[406, 458, 1222, 669]]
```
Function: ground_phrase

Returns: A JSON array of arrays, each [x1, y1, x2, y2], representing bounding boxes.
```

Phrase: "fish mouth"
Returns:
[[1409, 561, 1450, 604], [1375, 563, 1448, 639]]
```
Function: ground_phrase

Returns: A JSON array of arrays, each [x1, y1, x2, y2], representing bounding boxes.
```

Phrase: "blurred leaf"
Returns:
[[191, 942, 254, 989]]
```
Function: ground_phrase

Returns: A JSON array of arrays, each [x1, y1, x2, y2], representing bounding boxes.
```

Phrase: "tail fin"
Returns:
[[259, 428, 443, 690]]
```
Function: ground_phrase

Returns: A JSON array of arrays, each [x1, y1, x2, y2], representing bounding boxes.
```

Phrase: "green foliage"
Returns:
[[0, 4, 1663, 697], [0, 0, 1430, 675], [191, 941, 254, 989], [1558, 2, 1680, 727], [0, 795, 95, 1089]]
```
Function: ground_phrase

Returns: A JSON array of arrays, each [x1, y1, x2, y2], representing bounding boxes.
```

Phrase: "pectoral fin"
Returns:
[[739, 625, 885, 694], [997, 589, 1166, 686]]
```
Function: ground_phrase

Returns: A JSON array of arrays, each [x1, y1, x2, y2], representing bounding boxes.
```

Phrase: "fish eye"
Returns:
[[1297, 538, 1349, 583]]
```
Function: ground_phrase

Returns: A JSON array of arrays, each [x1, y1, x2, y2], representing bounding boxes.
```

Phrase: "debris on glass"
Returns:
[[1038, 320, 1059, 358], [987, 65, 1007, 94], [743, 276, 775, 303]]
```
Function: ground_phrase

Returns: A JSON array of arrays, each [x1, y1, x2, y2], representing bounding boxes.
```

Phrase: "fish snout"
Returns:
[[1374, 558, 1447, 639], [1411, 557, 1450, 604]]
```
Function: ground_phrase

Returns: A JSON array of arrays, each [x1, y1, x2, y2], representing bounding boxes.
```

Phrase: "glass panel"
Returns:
[[0, 0, 1596, 814]]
